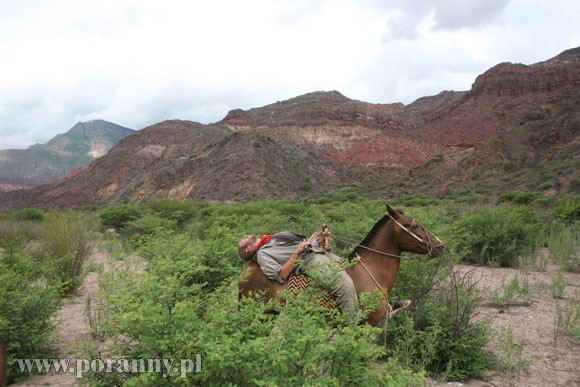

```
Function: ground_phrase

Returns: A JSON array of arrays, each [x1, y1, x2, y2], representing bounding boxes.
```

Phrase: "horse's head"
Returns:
[[386, 204, 445, 258]]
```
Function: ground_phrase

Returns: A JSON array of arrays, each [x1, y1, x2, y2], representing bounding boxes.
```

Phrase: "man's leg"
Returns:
[[306, 252, 358, 320]]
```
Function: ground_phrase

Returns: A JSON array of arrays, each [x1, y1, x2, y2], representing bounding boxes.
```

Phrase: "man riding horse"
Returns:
[[238, 206, 430, 323], [238, 219, 418, 323]]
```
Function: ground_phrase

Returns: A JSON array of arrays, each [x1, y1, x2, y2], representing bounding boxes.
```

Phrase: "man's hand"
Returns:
[[279, 240, 311, 281], [297, 240, 312, 254]]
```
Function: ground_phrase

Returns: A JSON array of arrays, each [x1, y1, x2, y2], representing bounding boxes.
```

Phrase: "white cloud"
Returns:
[[0, 0, 579, 149]]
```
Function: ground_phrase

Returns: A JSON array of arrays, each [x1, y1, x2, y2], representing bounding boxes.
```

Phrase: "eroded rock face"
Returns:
[[471, 48, 580, 97]]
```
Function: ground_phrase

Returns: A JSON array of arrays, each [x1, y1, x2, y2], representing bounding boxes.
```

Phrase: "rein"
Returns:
[[330, 215, 442, 259], [355, 252, 393, 347], [330, 234, 404, 259]]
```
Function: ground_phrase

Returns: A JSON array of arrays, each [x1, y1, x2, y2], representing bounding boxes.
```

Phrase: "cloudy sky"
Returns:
[[1, 0, 579, 150]]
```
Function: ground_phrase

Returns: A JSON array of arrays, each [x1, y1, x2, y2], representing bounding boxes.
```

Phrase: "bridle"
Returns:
[[387, 215, 445, 258], [330, 215, 444, 259]]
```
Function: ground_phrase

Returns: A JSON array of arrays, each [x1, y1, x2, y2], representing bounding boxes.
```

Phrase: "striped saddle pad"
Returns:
[[286, 257, 345, 310]]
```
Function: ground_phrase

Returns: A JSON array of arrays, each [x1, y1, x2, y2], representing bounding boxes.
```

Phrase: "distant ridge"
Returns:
[[0, 120, 135, 191], [0, 46, 578, 209]]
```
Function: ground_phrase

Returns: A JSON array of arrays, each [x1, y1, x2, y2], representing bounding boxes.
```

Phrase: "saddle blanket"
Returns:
[[287, 257, 345, 309]]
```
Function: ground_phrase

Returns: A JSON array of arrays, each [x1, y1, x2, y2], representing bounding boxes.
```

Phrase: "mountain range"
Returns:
[[0, 120, 135, 191], [1, 47, 578, 210]]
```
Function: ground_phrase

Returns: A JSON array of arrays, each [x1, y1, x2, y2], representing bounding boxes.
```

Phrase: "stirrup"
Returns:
[[387, 300, 411, 318]]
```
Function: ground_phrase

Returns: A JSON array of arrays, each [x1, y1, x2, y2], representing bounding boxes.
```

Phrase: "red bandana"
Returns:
[[256, 234, 274, 250]]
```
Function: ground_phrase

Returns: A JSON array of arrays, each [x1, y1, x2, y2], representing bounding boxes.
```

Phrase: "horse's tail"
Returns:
[[0, 338, 6, 387]]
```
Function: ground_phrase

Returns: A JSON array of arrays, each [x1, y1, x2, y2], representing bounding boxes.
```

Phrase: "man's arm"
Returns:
[[278, 240, 311, 280]]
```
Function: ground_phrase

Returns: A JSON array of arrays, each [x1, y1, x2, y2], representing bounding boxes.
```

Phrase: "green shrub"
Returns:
[[452, 193, 492, 205], [498, 191, 545, 205], [136, 229, 240, 291], [396, 194, 441, 207], [99, 204, 143, 230], [391, 259, 491, 380], [0, 252, 61, 384], [313, 186, 363, 203], [552, 195, 580, 223], [496, 325, 533, 384], [122, 215, 177, 248], [449, 205, 544, 267], [547, 222, 579, 272], [146, 199, 205, 227], [0, 219, 43, 247], [36, 212, 97, 295], [101, 274, 425, 386], [491, 274, 531, 306], [555, 291, 580, 340], [11, 207, 45, 221]]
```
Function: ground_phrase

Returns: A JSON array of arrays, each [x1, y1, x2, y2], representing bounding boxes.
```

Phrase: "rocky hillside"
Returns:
[[400, 47, 580, 195], [0, 47, 578, 209], [0, 120, 135, 191]]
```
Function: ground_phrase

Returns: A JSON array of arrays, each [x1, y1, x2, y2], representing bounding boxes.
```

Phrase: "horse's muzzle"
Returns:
[[429, 243, 446, 258]]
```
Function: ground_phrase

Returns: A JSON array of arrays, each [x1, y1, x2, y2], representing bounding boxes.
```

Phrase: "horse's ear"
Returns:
[[386, 204, 400, 219]]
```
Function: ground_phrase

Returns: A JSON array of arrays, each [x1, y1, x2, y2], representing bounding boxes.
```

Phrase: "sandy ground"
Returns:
[[462, 257, 580, 387], [10, 248, 580, 387]]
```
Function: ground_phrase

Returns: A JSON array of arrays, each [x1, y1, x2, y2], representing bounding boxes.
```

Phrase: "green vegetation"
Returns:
[[491, 274, 531, 306], [11, 207, 46, 221], [496, 325, 532, 386], [552, 195, 580, 223], [0, 210, 98, 383], [448, 205, 544, 267], [99, 203, 143, 230], [1, 192, 579, 385], [545, 218, 579, 272], [555, 290, 580, 341]]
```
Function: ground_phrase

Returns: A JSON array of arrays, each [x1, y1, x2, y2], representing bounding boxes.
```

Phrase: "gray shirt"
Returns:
[[256, 232, 307, 284]]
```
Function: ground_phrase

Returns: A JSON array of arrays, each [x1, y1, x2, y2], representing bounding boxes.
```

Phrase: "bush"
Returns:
[[136, 227, 241, 292], [498, 191, 545, 205], [146, 199, 205, 227], [11, 207, 45, 221], [552, 195, 580, 223], [449, 205, 544, 267], [0, 252, 61, 384], [391, 258, 491, 380], [36, 212, 97, 295], [396, 194, 441, 207], [100, 274, 425, 386], [122, 215, 177, 248], [0, 219, 43, 247], [99, 204, 143, 230], [546, 222, 580, 272]]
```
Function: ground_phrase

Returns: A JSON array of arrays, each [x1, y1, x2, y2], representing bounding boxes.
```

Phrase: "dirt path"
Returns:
[[11, 247, 111, 387]]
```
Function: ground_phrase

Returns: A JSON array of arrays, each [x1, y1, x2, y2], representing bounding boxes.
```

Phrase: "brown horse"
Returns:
[[238, 204, 446, 326], [0, 338, 6, 387]]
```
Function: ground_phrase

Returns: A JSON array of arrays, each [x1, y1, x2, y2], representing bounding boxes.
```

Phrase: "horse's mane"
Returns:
[[347, 215, 390, 260]]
